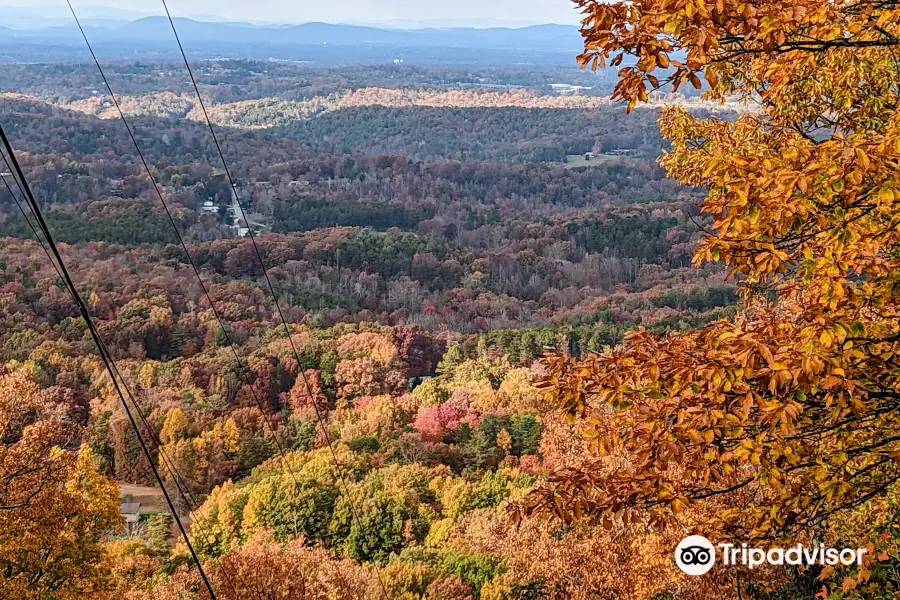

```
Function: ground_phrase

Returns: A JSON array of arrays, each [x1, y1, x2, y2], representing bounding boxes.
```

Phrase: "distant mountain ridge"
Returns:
[[0, 17, 582, 51], [0, 17, 585, 66]]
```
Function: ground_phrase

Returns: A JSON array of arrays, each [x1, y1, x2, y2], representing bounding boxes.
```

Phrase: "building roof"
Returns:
[[119, 502, 141, 514]]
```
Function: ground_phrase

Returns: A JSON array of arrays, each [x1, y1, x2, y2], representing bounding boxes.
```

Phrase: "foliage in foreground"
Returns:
[[0, 370, 121, 599], [527, 0, 900, 597]]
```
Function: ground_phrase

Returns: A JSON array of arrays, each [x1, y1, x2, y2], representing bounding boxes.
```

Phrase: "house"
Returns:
[[584, 152, 595, 161], [288, 180, 310, 188], [119, 502, 141, 523], [237, 227, 250, 237], [200, 200, 219, 215]]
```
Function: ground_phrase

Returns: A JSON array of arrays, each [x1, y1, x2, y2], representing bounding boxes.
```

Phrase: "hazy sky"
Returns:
[[0, 0, 581, 26]]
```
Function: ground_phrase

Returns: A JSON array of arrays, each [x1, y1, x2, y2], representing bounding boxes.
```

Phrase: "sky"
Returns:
[[0, 0, 582, 27]]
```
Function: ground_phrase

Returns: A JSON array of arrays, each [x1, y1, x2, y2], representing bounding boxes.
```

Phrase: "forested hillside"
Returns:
[[1, 57, 742, 600]]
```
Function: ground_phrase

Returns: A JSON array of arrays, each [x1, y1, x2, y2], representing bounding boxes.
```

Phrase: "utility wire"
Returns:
[[64, 6, 357, 599], [5, 158, 228, 594], [64, 2, 300, 497], [0, 121, 220, 600], [2, 132, 230, 600], [0, 152, 65, 281], [64, 4, 265, 599], [3, 132, 260, 600], [161, 4, 393, 598], [5, 31, 244, 600], [65, 0, 339, 587]]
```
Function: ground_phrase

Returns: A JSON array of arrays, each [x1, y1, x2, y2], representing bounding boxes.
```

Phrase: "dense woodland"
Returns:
[[0, 57, 764, 600]]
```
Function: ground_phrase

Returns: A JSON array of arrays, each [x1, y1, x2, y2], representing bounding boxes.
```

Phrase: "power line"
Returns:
[[7, 29, 248, 600], [0, 121, 220, 600], [63, 4, 265, 599], [3, 150, 248, 600], [160, 5, 394, 598], [65, 0, 304, 498], [69, 13, 312, 504], [4, 132, 274, 600], [0, 152, 65, 281], [65, 4, 347, 598], [2, 131, 231, 599]]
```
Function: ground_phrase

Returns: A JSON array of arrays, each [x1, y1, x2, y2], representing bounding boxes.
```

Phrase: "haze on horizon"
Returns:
[[0, 0, 581, 28]]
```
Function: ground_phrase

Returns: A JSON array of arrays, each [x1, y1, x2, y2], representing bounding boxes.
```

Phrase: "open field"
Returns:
[[118, 484, 166, 516], [563, 153, 618, 167]]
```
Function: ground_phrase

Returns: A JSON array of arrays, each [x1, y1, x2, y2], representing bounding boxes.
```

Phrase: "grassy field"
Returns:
[[563, 153, 617, 168], [118, 483, 167, 515]]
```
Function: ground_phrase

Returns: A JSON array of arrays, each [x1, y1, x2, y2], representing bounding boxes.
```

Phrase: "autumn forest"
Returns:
[[2, 1, 900, 599]]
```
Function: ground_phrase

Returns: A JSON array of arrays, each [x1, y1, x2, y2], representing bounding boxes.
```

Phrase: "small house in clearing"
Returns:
[[119, 502, 141, 523]]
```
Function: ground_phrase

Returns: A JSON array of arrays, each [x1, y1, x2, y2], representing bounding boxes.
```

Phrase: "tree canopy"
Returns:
[[528, 0, 900, 593]]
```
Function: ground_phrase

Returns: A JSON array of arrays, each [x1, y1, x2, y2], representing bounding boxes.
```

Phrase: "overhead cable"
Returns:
[[65, 5, 351, 598], [161, 5, 395, 597], [0, 121, 220, 600]]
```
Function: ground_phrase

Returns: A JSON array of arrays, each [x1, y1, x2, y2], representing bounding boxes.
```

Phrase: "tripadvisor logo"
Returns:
[[675, 535, 716, 575], [674, 535, 868, 575]]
